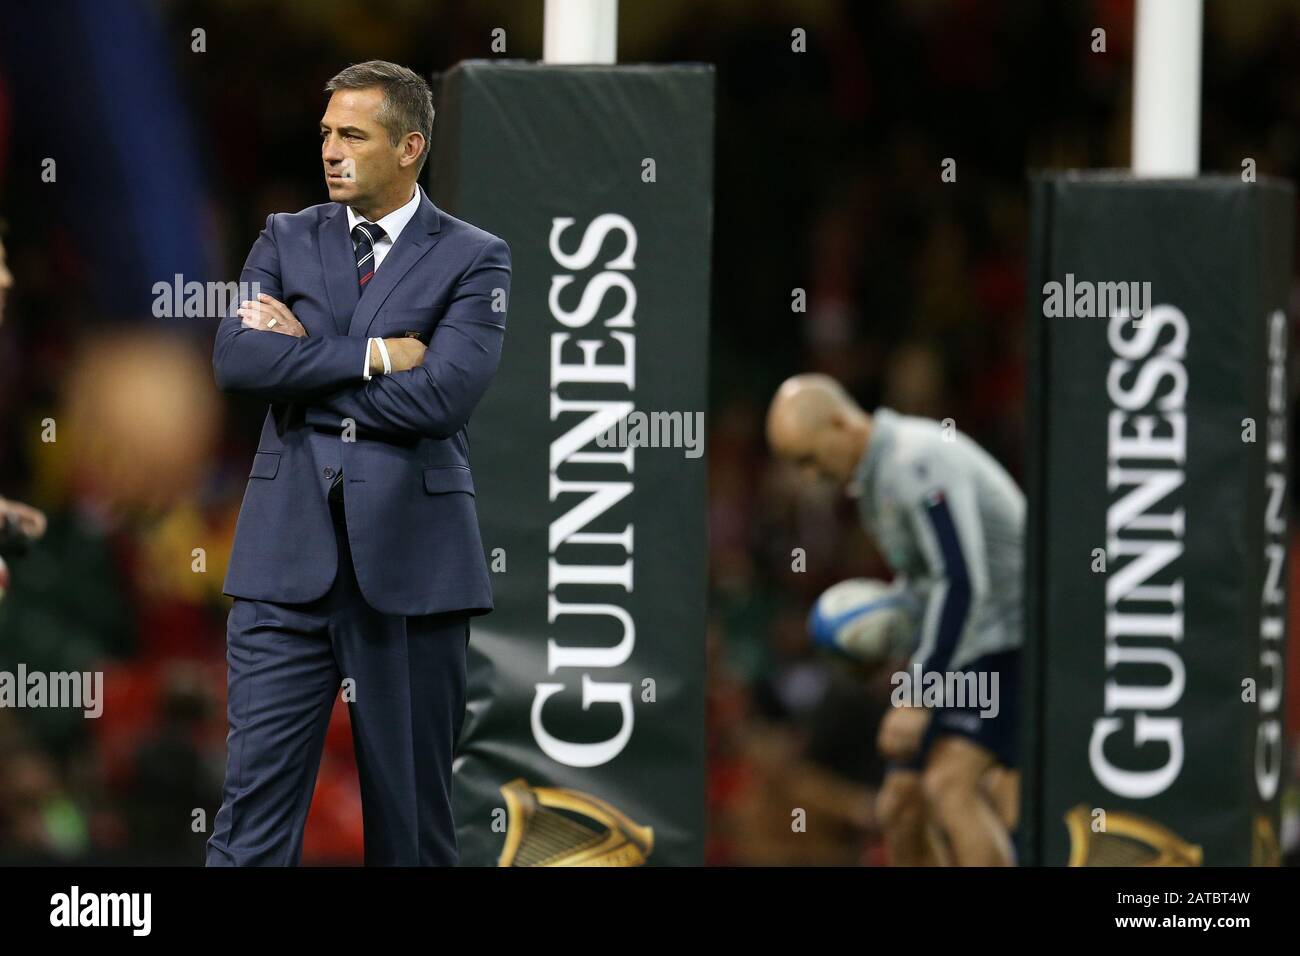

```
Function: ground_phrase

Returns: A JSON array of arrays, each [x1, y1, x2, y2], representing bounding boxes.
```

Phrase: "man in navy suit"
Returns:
[[206, 60, 510, 866]]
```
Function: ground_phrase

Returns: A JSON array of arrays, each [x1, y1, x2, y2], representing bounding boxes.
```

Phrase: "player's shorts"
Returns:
[[890, 648, 1020, 772]]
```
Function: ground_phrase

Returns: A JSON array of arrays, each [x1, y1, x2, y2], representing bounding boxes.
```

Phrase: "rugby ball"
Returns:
[[808, 578, 917, 663]]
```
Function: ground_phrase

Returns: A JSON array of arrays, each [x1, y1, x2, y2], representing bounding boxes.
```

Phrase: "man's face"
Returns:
[[0, 239, 12, 326], [769, 417, 844, 487], [320, 87, 405, 207]]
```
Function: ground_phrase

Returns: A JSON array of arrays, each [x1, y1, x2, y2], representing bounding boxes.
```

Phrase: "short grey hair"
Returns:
[[325, 60, 435, 175]]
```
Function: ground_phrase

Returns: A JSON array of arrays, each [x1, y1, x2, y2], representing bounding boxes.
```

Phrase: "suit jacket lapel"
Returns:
[[347, 190, 443, 340], [318, 204, 359, 335]]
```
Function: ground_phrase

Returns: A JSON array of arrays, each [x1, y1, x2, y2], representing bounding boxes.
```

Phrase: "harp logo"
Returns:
[[497, 778, 654, 866], [1064, 804, 1202, 866]]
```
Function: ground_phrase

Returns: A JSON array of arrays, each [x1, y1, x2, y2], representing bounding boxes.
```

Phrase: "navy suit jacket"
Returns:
[[213, 187, 510, 616]]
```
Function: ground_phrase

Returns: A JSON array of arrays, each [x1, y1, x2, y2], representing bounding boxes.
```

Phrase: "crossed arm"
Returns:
[[212, 215, 373, 403], [212, 213, 512, 441]]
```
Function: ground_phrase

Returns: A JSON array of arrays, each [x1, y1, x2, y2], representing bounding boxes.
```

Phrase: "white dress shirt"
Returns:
[[347, 184, 421, 272], [349, 185, 421, 380]]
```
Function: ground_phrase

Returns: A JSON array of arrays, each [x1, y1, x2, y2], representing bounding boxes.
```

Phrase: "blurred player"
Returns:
[[767, 373, 1022, 866]]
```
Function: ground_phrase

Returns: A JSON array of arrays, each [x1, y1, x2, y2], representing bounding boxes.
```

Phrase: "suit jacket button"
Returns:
[[323, 467, 334, 479]]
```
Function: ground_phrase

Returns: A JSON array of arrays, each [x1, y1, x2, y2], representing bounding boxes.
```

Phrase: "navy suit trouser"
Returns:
[[206, 491, 469, 866]]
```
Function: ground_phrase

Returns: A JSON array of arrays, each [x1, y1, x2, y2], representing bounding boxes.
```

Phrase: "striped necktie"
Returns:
[[329, 220, 387, 505], [352, 221, 387, 290]]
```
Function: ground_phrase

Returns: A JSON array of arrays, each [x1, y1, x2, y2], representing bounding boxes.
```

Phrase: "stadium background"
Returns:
[[0, 0, 1296, 864]]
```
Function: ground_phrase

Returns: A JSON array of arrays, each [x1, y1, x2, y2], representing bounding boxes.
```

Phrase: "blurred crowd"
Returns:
[[0, 0, 1297, 865]]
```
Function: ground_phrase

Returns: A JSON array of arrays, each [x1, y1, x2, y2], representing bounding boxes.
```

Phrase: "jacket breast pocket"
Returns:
[[424, 464, 474, 496], [249, 451, 281, 479], [376, 306, 439, 340]]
